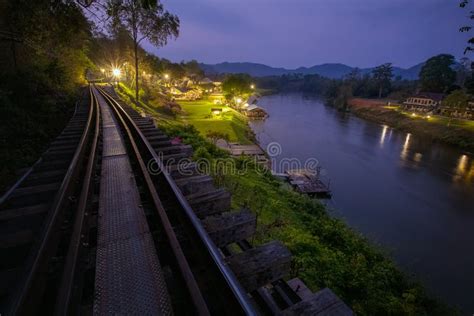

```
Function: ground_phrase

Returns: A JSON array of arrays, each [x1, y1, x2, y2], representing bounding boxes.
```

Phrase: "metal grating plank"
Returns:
[[94, 90, 172, 315]]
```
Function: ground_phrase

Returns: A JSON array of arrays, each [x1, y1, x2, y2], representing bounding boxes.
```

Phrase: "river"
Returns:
[[249, 93, 474, 314]]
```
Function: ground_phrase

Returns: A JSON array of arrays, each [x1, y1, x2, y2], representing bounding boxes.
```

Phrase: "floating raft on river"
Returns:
[[282, 168, 332, 198]]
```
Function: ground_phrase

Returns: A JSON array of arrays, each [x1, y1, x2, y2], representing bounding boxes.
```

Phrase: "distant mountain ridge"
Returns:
[[200, 62, 424, 80]]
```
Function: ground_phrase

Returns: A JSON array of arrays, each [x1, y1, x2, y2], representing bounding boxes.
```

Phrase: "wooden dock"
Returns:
[[285, 169, 331, 197], [216, 140, 270, 168]]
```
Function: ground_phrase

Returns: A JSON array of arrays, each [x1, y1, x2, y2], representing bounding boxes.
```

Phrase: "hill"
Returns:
[[200, 61, 424, 80]]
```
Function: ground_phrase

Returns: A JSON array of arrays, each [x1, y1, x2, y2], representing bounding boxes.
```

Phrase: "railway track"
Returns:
[[0, 84, 352, 315]]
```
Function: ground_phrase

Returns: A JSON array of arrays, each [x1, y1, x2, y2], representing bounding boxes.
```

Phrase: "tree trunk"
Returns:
[[134, 41, 139, 104]]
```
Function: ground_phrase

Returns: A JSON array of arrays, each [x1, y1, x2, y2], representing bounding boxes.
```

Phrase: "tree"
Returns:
[[333, 83, 353, 111], [372, 63, 393, 98], [459, 0, 474, 54], [108, 0, 179, 102], [419, 54, 456, 93], [443, 89, 470, 109], [222, 74, 252, 98], [183, 60, 205, 81], [456, 57, 472, 87]]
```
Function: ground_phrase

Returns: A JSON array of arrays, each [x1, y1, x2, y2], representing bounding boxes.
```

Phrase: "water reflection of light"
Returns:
[[400, 133, 411, 160], [453, 154, 474, 183], [414, 153, 423, 163], [380, 125, 388, 146]]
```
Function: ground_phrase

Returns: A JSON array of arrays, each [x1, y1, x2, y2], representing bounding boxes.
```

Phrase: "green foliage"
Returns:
[[159, 123, 455, 315], [372, 63, 394, 98], [333, 84, 353, 110], [0, 0, 93, 191], [222, 73, 253, 97], [353, 106, 474, 151], [182, 59, 205, 79], [419, 54, 457, 93], [206, 130, 230, 143], [108, 0, 179, 101], [459, 0, 474, 54], [443, 90, 470, 108], [160, 124, 229, 159]]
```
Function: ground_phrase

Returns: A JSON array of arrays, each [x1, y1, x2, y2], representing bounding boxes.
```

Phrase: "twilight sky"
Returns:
[[143, 0, 471, 69]]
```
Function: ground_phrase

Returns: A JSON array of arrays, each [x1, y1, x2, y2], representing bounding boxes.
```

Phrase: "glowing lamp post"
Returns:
[[163, 73, 170, 87], [236, 98, 242, 105], [250, 84, 255, 90], [112, 68, 121, 87]]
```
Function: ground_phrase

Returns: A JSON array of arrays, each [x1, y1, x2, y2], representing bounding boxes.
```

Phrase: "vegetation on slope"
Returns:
[[0, 0, 93, 192], [157, 122, 455, 316]]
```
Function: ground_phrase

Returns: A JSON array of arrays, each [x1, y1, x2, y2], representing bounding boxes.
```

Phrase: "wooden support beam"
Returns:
[[226, 241, 292, 292], [175, 175, 215, 196], [202, 210, 256, 247], [280, 288, 353, 316], [187, 189, 231, 218]]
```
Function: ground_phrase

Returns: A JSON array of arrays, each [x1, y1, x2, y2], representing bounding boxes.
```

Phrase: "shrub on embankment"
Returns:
[[158, 123, 455, 316], [353, 106, 474, 152]]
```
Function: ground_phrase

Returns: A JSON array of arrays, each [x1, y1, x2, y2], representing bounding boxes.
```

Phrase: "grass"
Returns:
[[394, 107, 474, 133], [116, 82, 254, 144], [352, 106, 474, 152], [176, 98, 254, 144]]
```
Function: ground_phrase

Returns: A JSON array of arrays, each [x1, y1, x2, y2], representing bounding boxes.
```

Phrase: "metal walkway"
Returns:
[[93, 89, 172, 315]]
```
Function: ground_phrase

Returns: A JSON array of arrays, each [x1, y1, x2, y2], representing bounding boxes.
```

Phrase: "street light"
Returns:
[[250, 84, 255, 89], [112, 68, 121, 78], [164, 73, 170, 80], [236, 98, 242, 104]]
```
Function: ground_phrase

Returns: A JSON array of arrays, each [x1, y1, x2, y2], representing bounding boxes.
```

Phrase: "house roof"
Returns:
[[200, 77, 212, 83], [247, 95, 259, 105], [412, 92, 445, 102], [246, 104, 264, 111]]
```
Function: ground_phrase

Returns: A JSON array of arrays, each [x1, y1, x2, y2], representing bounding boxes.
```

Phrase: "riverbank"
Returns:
[[351, 105, 474, 153], [160, 123, 454, 316], [118, 92, 455, 314]]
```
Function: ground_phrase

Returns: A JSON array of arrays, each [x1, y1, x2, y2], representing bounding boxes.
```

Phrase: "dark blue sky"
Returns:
[[144, 0, 471, 68]]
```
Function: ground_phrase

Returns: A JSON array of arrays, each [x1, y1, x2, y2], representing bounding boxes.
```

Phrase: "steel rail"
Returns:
[[96, 86, 256, 315], [0, 157, 42, 205], [7, 86, 96, 315], [94, 86, 210, 315], [54, 86, 100, 315]]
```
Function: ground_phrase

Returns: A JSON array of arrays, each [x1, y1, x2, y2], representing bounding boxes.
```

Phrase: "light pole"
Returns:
[[112, 68, 121, 88]]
